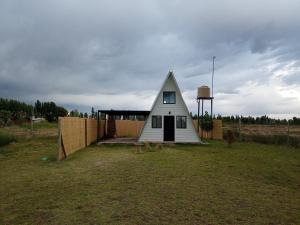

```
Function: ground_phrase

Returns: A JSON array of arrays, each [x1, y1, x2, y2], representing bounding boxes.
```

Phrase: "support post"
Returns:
[[210, 99, 213, 118], [211, 99, 213, 139], [238, 117, 241, 142], [104, 113, 107, 138], [197, 99, 200, 133], [201, 99, 204, 138], [97, 111, 99, 142], [85, 118, 87, 147], [287, 120, 290, 146], [57, 117, 61, 161], [31, 109, 34, 137]]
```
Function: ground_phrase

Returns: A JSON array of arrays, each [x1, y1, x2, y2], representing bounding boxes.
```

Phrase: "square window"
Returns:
[[176, 116, 187, 128], [163, 92, 176, 104], [152, 115, 162, 128]]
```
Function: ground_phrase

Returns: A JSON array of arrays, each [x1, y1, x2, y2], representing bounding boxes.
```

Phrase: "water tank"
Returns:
[[197, 86, 210, 98]]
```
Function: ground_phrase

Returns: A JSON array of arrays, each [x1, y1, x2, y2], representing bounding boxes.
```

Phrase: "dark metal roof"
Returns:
[[98, 110, 150, 116]]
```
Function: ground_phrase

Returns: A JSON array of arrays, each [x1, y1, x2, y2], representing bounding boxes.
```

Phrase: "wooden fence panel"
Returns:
[[115, 120, 144, 137], [98, 120, 105, 139], [58, 117, 86, 160], [58, 118, 108, 160], [212, 120, 223, 140], [86, 119, 97, 145], [193, 119, 223, 140], [58, 118, 222, 160]]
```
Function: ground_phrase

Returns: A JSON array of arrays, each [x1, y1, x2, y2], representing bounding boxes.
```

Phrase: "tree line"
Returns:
[[216, 115, 300, 125], [34, 100, 68, 121], [0, 98, 33, 122], [0, 98, 98, 126], [2, 97, 299, 126], [0, 98, 68, 125], [191, 113, 300, 125]]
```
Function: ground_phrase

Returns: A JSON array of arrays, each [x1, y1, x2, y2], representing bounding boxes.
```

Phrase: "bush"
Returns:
[[0, 110, 12, 127], [223, 128, 239, 140], [201, 111, 213, 132], [0, 132, 16, 147], [226, 130, 235, 147]]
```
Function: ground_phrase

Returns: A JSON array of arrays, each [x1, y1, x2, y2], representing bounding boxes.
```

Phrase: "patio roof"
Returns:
[[97, 110, 150, 116]]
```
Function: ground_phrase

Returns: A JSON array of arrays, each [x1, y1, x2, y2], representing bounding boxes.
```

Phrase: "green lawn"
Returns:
[[0, 137, 300, 225]]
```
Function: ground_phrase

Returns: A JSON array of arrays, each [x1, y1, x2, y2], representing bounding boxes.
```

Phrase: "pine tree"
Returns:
[[91, 107, 95, 118]]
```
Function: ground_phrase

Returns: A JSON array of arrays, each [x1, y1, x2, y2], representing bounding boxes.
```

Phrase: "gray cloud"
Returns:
[[0, 0, 300, 117]]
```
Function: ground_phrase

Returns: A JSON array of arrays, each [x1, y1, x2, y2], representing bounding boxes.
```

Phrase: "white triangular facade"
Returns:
[[139, 72, 201, 143]]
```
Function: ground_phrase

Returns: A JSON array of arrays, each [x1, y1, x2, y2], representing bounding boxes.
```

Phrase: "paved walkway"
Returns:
[[98, 137, 138, 144]]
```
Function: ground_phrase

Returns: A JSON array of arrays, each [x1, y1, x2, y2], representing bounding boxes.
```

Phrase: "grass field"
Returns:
[[223, 123, 300, 137], [19, 121, 58, 130], [1, 136, 300, 224], [1, 121, 58, 138]]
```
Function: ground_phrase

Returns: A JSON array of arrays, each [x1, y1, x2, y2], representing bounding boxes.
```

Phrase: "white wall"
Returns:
[[139, 75, 200, 143]]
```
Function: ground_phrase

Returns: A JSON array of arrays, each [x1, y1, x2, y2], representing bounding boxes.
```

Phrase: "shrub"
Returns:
[[226, 130, 235, 147], [223, 128, 239, 140], [0, 132, 16, 147], [0, 110, 11, 127], [201, 111, 213, 132]]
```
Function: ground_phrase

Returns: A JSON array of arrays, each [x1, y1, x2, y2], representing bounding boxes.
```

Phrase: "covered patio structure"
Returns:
[[96, 110, 150, 142]]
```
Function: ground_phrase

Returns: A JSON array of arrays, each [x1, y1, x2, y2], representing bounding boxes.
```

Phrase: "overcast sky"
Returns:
[[1, 0, 299, 118]]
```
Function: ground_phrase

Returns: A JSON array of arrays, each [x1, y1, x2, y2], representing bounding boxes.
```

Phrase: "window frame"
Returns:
[[163, 91, 176, 104], [176, 116, 187, 129], [152, 115, 162, 128]]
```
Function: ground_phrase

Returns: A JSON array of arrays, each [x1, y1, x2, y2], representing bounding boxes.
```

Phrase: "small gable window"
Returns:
[[152, 115, 162, 128], [163, 91, 176, 104], [176, 116, 187, 129]]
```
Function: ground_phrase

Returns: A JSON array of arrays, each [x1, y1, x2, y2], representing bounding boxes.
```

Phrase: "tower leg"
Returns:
[[201, 99, 204, 138], [197, 100, 200, 134], [211, 99, 213, 139]]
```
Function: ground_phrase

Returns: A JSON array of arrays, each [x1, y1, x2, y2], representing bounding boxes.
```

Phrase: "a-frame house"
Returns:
[[139, 71, 201, 143]]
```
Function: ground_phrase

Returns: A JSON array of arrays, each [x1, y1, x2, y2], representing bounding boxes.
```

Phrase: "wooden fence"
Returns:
[[58, 117, 105, 161], [58, 118, 223, 160], [116, 120, 144, 137], [193, 119, 223, 140], [58, 118, 144, 160]]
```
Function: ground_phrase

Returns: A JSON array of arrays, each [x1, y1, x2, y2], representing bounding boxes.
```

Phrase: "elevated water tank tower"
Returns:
[[197, 86, 210, 98], [197, 85, 214, 138]]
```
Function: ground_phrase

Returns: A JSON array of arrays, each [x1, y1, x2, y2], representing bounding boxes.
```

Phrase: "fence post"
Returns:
[[57, 117, 62, 161], [97, 111, 99, 142], [287, 120, 290, 146], [31, 119, 33, 136], [238, 118, 241, 141], [85, 118, 87, 147]]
